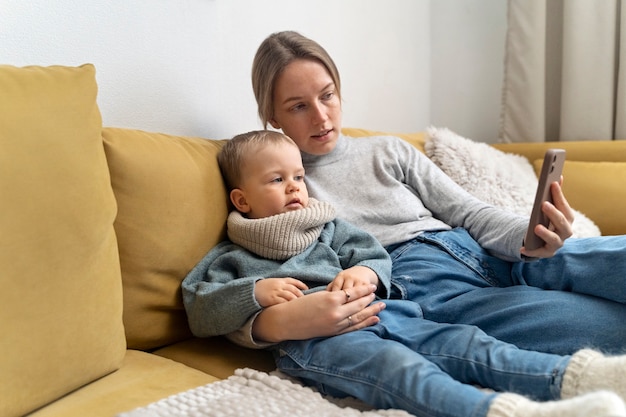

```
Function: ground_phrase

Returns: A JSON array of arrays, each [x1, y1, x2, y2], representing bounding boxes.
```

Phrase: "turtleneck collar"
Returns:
[[301, 134, 348, 167], [226, 198, 336, 260]]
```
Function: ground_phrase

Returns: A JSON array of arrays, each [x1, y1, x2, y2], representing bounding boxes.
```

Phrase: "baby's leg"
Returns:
[[275, 328, 495, 417], [275, 300, 595, 417]]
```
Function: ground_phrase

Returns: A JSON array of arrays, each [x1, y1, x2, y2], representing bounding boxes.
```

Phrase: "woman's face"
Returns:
[[270, 59, 342, 156]]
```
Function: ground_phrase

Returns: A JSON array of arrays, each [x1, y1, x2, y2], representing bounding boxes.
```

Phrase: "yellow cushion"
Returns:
[[342, 127, 427, 153], [28, 350, 218, 417], [153, 337, 276, 380], [533, 160, 626, 235], [102, 128, 229, 350], [495, 140, 626, 163], [0, 64, 125, 417]]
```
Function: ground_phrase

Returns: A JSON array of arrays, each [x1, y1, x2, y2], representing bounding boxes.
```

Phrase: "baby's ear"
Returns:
[[230, 189, 250, 213]]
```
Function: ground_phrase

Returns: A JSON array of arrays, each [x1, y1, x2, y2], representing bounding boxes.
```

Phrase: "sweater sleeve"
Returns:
[[329, 218, 393, 298], [224, 312, 276, 349], [395, 139, 529, 261], [181, 241, 264, 338]]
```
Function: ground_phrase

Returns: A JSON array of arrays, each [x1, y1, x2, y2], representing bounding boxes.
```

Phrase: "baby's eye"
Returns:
[[294, 175, 304, 181], [270, 177, 283, 183]]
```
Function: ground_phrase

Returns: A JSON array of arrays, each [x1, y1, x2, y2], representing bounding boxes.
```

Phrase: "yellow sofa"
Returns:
[[2, 64, 625, 417]]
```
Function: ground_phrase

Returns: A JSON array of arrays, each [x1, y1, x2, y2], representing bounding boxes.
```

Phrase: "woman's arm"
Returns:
[[397, 140, 531, 260], [252, 284, 384, 343]]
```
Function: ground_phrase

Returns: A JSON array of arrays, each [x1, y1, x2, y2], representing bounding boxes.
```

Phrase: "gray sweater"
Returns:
[[301, 134, 528, 261]]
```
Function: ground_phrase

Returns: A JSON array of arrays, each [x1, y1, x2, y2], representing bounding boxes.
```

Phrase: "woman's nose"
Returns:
[[311, 102, 328, 124]]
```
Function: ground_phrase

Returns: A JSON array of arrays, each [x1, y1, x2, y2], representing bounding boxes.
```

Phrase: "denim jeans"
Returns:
[[390, 228, 626, 355], [275, 228, 626, 417], [275, 300, 569, 417]]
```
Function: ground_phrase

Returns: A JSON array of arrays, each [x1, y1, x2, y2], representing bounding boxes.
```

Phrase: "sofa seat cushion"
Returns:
[[0, 64, 125, 417], [27, 350, 218, 417], [102, 128, 229, 350], [153, 337, 276, 380]]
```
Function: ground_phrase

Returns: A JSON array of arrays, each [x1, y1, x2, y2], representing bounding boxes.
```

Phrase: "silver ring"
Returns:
[[343, 290, 351, 302], [347, 316, 353, 327]]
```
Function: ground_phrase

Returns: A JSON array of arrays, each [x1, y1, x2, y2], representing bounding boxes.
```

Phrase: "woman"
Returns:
[[249, 30, 626, 354], [228, 30, 626, 417]]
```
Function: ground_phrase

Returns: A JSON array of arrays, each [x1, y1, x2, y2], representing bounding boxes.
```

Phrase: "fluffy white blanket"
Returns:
[[117, 368, 413, 417]]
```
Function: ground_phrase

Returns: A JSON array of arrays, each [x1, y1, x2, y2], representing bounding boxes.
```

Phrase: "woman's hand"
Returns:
[[252, 284, 385, 343], [521, 179, 574, 258]]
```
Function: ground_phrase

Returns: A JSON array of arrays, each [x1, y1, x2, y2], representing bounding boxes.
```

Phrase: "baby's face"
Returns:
[[234, 142, 309, 219]]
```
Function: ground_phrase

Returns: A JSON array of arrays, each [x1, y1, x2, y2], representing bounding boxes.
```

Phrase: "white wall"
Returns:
[[430, 0, 508, 142], [0, 0, 506, 142]]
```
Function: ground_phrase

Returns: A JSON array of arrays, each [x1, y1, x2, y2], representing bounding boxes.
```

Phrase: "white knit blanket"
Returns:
[[117, 368, 414, 417]]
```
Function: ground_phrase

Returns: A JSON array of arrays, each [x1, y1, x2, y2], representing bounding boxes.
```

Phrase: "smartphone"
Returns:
[[524, 149, 566, 251]]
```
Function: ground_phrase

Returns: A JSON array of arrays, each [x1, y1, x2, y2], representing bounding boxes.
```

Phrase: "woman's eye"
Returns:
[[322, 91, 334, 100], [291, 103, 306, 112]]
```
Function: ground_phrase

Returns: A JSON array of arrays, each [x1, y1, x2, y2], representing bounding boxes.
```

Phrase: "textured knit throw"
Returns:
[[117, 368, 413, 417], [227, 198, 336, 260]]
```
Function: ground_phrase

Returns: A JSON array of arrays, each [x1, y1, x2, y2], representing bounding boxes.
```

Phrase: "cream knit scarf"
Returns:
[[227, 198, 336, 260]]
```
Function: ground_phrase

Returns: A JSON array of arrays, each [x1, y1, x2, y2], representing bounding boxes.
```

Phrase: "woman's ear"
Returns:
[[269, 118, 281, 129], [230, 189, 251, 214]]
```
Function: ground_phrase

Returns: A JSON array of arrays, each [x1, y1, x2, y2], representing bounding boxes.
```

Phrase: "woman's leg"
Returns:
[[275, 300, 568, 417], [388, 229, 626, 355], [515, 235, 626, 302]]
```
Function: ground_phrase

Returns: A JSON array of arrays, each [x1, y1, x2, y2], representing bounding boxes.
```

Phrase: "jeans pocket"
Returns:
[[417, 229, 502, 287]]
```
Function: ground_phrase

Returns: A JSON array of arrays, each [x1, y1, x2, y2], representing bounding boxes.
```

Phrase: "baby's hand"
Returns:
[[255, 278, 308, 307], [326, 266, 380, 293]]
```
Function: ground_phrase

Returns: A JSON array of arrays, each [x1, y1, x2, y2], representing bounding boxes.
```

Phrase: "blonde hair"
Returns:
[[218, 130, 297, 191], [252, 31, 341, 127]]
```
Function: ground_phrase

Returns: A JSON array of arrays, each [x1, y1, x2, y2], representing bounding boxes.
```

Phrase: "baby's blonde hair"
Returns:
[[218, 130, 297, 191]]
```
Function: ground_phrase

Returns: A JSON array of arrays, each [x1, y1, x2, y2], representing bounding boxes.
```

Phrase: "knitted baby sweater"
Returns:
[[182, 200, 392, 339]]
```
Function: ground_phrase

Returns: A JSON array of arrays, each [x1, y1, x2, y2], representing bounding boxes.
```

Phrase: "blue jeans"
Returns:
[[275, 228, 626, 417], [390, 228, 626, 355], [275, 300, 569, 417]]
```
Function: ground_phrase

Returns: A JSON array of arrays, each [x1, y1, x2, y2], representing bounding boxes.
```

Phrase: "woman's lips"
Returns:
[[312, 129, 333, 141]]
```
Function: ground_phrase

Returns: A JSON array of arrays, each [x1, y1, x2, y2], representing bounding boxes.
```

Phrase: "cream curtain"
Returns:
[[501, 0, 626, 142]]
